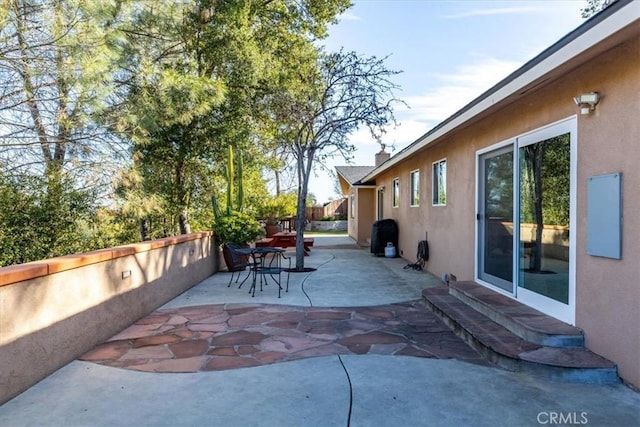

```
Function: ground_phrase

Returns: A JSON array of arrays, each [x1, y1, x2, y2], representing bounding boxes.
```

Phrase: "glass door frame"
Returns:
[[476, 142, 516, 295], [377, 186, 384, 220], [475, 116, 577, 325], [515, 117, 577, 324]]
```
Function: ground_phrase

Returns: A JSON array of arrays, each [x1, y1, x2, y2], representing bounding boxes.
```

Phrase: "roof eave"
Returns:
[[361, 0, 638, 183]]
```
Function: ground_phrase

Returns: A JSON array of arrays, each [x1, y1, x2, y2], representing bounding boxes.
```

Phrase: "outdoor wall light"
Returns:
[[574, 92, 600, 115]]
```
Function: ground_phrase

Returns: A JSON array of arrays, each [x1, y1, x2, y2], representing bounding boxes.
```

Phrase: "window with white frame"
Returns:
[[392, 178, 399, 208], [432, 159, 447, 206], [350, 194, 355, 219], [410, 169, 420, 206]]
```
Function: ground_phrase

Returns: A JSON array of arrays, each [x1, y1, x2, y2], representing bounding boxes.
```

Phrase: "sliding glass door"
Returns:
[[477, 118, 576, 324], [516, 119, 576, 323], [478, 146, 514, 293]]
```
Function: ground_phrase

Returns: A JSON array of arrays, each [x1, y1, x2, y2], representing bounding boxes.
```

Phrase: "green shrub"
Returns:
[[212, 210, 263, 245], [256, 193, 297, 224], [0, 173, 97, 266]]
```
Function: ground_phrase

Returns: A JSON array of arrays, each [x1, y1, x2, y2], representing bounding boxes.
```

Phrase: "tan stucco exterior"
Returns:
[[343, 12, 640, 387], [573, 35, 640, 390], [0, 233, 217, 404], [346, 186, 375, 246]]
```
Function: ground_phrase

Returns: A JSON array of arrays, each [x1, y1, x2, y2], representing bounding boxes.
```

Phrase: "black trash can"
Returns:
[[370, 219, 398, 257]]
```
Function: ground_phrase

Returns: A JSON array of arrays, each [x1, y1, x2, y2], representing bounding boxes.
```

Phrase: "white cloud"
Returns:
[[383, 119, 432, 146], [401, 56, 523, 124], [331, 118, 430, 152], [338, 12, 361, 21]]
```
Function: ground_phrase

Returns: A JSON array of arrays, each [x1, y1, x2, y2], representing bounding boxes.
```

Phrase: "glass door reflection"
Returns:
[[518, 133, 570, 304]]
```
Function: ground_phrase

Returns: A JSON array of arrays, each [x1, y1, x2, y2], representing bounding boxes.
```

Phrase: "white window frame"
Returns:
[[432, 158, 447, 206], [350, 193, 355, 219], [392, 178, 400, 208], [410, 169, 420, 207], [377, 186, 385, 220]]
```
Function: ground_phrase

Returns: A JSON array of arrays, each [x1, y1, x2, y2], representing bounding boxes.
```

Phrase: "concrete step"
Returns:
[[422, 287, 619, 384], [449, 281, 584, 347]]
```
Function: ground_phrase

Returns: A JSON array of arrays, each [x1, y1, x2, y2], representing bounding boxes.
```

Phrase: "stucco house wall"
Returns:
[[351, 187, 375, 246], [573, 34, 639, 389], [348, 6, 639, 387]]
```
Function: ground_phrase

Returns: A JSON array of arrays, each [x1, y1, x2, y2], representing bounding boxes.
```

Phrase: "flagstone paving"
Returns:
[[80, 301, 489, 372]]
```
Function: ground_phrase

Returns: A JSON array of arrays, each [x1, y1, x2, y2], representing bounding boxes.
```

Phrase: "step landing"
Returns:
[[449, 281, 583, 347], [422, 285, 618, 384]]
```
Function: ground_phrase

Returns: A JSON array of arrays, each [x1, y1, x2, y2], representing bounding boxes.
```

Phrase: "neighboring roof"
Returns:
[[335, 166, 376, 185], [361, 0, 639, 183]]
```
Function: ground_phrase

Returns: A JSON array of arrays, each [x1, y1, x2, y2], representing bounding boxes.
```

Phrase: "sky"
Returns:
[[307, 0, 586, 204]]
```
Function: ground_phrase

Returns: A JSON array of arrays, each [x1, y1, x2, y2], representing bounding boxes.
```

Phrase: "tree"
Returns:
[[0, 171, 96, 266], [520, 134, 570, 272], [275, 50, 402, 270], [115, 1, 227, 236], [581, 0, 610, 18], [0, 0, 354, 260], [0, 0, 135, 261], [0, 0, 128, 190], [120, 0, 351, 237]]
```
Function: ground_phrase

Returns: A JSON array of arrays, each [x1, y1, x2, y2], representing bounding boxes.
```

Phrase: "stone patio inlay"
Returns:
[[80, 301, 488, 373]]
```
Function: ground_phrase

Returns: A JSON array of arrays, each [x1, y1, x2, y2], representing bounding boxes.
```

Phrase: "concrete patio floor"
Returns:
[[0, 234, 638, 426]]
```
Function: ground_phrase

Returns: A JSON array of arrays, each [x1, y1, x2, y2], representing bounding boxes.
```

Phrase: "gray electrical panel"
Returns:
[[587, 172, 622, 259]]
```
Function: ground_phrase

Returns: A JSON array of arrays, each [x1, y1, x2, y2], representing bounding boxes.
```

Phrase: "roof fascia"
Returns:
[[336, 173, 353, 196], [361, 0, 638, 182], [335, 169, 351, 185]]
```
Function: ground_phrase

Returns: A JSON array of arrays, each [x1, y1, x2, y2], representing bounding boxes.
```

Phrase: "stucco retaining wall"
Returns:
[[0, 232, 217, 404], [307, 220, 348, 231]]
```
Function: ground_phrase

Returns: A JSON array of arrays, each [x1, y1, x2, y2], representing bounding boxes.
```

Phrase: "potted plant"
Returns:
[[258, 193, 297, 237], [258, 199, 282, 237]]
